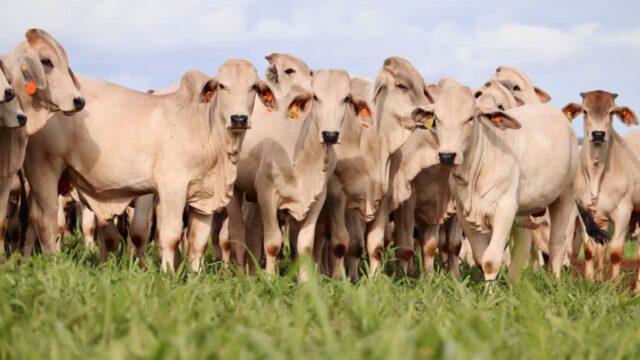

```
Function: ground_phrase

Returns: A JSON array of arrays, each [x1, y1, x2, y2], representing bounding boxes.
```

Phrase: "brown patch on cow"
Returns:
[[371, 246, 383, 260], [332, 244, 346, 258], [584, 246, 594, 260], [396, 248, 413, 262], [265, 243, 281, 257], [347, 245, 363, 257], [482, 260, 496, 275], [610, 248, 623, 264], [425, 241, 438, 257], [220, 241, 231, 252]]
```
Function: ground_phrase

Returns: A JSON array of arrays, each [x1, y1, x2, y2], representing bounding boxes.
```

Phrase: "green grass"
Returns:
[[2, 236, 640, 359]]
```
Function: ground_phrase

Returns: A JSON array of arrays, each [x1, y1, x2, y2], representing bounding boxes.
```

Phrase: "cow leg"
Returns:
[[345, 209, 365, 281], [608, 204, 632, 279], [481, 202, 517, 281], [25, 174, 62, 255], [445, 217, 463, 277], [417, 221, 439, 276], [243, 203, 263, 272], [258, 190, 281, 276], [508, 223, 532, 283], [97, 220, 121, 262], [78, 205, 95, 249], [366, 197, 390, 277], [633, 227, 640, 293], [127, 194, 154, 257], [186, 209, 213, 273], [0, 177, 13, 256], [224, 188, 245, 266], [326, 192, 348, 279], [393, 193, 416, 275], [156, 187, 187, 272], [545, 190, 576, 277], [56, 195, 67, 249], [295, 188, 327, 282]]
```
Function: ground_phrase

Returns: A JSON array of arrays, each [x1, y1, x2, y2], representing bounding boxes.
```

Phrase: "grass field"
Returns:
[[2, 236, 640, 359]]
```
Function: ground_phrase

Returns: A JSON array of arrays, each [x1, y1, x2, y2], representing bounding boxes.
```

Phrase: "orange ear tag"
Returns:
[[262, 92, 273, 103], [625, 111, 633, 120], [359, 107, 371, 127], [26, 80, 37, 95], [493, 116, 502, 123]]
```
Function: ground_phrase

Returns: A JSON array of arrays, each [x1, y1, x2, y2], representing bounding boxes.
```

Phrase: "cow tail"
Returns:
[[575, 202, 609, 244]]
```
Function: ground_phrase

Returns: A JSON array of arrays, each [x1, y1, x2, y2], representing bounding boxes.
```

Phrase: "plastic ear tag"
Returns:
[[359, 107, 370, 119], [262, 92, 273, 103], [423, 115, 435, 129], [493, 115, 503, 123], [625, 111, 633, 120], [288, 106, 300, 120], [204, 90, 214, 102], [26, 80, 37, 95]]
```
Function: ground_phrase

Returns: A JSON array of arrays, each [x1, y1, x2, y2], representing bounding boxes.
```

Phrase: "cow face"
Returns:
[[18, 29, 84, 115], [424, 86, 520, 166], [562, 91, 638, 144], [201, 60, 277, 132], [264, 53, 313, 96], [373, 57, 432, 134], [0, 62, 26, 128], [285, 70, 371, 144], [492, 66, 550, 105]]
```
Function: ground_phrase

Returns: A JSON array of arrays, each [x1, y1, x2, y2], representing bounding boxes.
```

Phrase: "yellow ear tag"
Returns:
[[21, 64, 29, 72], [288, 106, 300, 120], [26, 80, 37, 96], [423, 115, 435, 129], [565, 112, 574, 122]]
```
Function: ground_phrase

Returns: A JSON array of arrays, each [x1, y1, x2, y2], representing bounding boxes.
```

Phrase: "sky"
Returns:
[[1, 0, 639, 136]]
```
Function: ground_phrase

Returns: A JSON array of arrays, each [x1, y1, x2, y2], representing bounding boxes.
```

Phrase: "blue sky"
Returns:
[[2, 0, 639, 136]]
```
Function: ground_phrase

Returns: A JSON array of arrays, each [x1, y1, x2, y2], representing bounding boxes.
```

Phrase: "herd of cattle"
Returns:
[[1, 29, 637, 287]]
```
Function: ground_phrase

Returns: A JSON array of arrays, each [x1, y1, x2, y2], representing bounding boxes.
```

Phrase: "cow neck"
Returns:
[[335, 109, 381, 182], [450, 120, 495, 233], [376, 100, 410, 158], [580, 132, 640, 209]]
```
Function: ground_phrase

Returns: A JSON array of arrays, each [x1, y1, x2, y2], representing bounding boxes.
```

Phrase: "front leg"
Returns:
[[608, 201, 632, 279], [366, 197, 391, 277], [258, 190, 282, 276], [186, 209, 213, 273], [482, 201, 517, 281], [224, 188, 245, 266], [156, 183, 188, 272], [295, 187, 328, 282], [326, 192, 348, 279], [393, 192, 416, 275]]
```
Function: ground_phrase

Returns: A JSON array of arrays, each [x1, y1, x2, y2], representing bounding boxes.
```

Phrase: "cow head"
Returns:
[[491, 66, 550, 105], [265, 53, 313, 96], [373, 57, 433, 153], [0, 62, 26, 128], [562, 90, 638, 144], [200, 60, 277, 132], [424, 85, 520, 166], [285, 70, 371, 144], [17, 29, 84, 114], [474, 80, 520, 111]]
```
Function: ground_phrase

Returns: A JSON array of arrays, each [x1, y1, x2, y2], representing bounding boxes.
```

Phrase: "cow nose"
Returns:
[[17, 114, 27, 127], [4, 88, 15, 102], [591, 131, 606, 142], [321, 131, 340, 144], [438, 152, 456, 165], [230, 114, 248, 128], [73, 97, 86, 111]]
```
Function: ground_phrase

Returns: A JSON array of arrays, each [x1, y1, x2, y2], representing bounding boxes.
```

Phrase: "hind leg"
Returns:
[[607, 202, 632, 279], [547, 190, 575, 277], [393, 193, 416, 275], [224, 188, 245, 266], [444, 216, 463, 277], [345, 209, 365, 281]]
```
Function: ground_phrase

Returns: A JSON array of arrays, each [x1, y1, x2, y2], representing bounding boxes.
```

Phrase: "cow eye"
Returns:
[[396, 83, 409, 91], [498, 104, 505, 111], [432, 116, 438, 129], [313, 94, 318, 102], [218, 83, 226, 90], [343, 95, 351, 104], [284, 68, 296, 75], [468, 116, 474, 122], [251, 84, 259, 92], [512, 85, 521, 91], [582, 110, 588, 115], [40, 58, 54, 68]]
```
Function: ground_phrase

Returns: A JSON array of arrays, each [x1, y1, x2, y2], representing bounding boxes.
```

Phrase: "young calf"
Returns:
[[563, 91, 640, 288]]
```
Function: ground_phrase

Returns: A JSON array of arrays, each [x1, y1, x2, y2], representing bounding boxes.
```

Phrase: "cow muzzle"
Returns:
[[321, 131, 340, 144], [438, 152, 456, 165], [230, 114, 249, 129], [591, 131, 606, 143]]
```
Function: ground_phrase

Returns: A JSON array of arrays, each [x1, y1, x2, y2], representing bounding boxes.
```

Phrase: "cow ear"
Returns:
[[534, 86, 551, 103], [20, 54, 47, 90], [562, 102, 583, 122], [424, 84, 440, 104], [419, 106, 436, 130], [0, 59, 12, 84], [200, 78, 218, 103], [256, 81, 278, 110], [350, 97, 373, 128], [372, 72, 390, 104], [480, 111, 521, 130], [68, 68, 81, 90], [515, 97, 525, 106], [286, 94, 311, 120], [613, 106, 639, 126]]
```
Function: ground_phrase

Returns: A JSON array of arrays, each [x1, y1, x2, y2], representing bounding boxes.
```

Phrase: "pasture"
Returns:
[[2, 235, 640, 359]]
